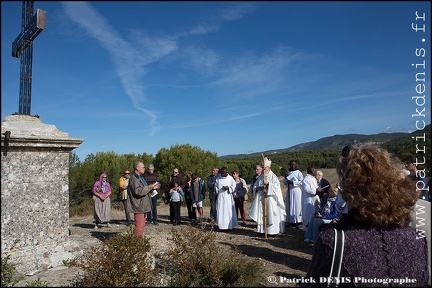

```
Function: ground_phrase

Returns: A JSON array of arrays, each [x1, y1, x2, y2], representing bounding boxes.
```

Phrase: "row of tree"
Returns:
[[69, 141, 430, 209], [69, 144, 341, 207]]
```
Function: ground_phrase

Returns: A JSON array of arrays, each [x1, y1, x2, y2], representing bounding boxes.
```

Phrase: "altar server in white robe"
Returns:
[[249, 157, 286, 236], [283, 160, 304, 228], [301, 166, 319, 231], [215, 167, 238, 229]]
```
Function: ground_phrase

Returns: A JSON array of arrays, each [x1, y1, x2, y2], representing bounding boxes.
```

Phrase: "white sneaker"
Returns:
[[94, 225, 99, 229], [107, 223, 111, 228]]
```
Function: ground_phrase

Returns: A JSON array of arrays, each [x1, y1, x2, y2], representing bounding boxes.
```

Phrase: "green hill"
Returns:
[[220, 125, 431, 174]]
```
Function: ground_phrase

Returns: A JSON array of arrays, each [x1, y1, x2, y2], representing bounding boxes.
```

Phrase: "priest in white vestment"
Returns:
[[249, 157, 286, 236], [215, 167, 238, 229]]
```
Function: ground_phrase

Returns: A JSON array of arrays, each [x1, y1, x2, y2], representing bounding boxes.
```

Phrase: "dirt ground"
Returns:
[[15, 198, 316, 287]]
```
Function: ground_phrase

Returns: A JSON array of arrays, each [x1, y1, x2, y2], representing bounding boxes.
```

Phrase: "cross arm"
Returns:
[[12, 9, 46, 58]]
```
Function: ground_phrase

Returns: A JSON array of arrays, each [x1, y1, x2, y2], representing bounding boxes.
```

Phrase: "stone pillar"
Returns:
[[1, 114, 84, 275]]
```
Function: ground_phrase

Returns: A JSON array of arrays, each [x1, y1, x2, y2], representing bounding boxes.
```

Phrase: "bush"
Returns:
[[25, 278, 48, 287], [163, 225, 264, 287], [71, 229, 160, 287], [1, 255, 19, 287]]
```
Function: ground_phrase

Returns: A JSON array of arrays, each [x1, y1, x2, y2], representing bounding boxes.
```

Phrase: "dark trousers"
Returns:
[[169, 200, 174, 222], [209, 189, 217, 220], [234, 197, 246, 222], [170, 201, 181, 223], [122, 200, 132, 224], [146, 195, 158, 224], [185, 196, 195, 219]]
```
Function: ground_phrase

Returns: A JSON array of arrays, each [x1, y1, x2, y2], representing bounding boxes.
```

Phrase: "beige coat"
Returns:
[[126, 173, 152, 214]]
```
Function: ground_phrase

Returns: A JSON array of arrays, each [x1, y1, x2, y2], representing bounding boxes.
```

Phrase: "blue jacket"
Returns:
[[207, 174, 216, 199], [190, 178, 206, 201]]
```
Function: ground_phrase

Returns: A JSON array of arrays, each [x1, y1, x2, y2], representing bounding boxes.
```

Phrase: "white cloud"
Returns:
[[62, 2, 161, 135]]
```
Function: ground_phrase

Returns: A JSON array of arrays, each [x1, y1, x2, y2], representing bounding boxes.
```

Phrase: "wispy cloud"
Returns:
[[179, 3, 257, 37], [217, 3, 257, 21], [203, 46, 304, 105], [382, 125, 412, 133], [60, 2, 259, 135], [130, 30, 178, 64], [62, 2, 162, 135], [181, 45, 221, 75], [211, 46, 298, 87]]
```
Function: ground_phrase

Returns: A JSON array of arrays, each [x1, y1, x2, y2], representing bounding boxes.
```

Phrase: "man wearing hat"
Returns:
[[249, 157, 286, 237]]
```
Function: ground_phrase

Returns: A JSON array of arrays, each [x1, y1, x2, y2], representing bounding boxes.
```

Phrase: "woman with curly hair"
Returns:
[[306, 145, 428, 286]]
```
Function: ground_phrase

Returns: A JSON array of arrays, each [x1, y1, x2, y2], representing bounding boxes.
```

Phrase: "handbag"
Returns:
[[238, 187, 247, 198], [328, 228, 345, 287]]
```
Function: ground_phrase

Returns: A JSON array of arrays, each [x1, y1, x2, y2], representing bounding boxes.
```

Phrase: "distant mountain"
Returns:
[[381, 124, 431, 158], [279, 132, 408, 152], [219, 130, 419, 159]]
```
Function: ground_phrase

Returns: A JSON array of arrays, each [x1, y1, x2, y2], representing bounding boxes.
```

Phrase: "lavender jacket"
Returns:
[[93, 173, 111, 197]]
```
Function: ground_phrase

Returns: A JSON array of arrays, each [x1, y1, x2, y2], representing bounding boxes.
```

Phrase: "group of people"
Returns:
[[91, 145, 429, 285], [245, 145, 429, 286], [92, 162, 162, 234], [166, 165, 249, 230], [117, 163, 160, 227], [283, 161, 333, 231], [92, 163, 252, 234], [176, 166, 248, 230], [282, 162, 340, 244], [306, 145, 429, 286], [93, 150, 430, 239]]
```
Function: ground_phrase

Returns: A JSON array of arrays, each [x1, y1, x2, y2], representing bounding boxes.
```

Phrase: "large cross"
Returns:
[[12, 1, 46, 115]]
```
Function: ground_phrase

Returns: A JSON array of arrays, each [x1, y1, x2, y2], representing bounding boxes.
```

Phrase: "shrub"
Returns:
[[164, 225, 264, 287], [25, 278, 48, 287], [62, 258, 76, 267], [1, 255, 18, 287], [71, 229, 160, 287]]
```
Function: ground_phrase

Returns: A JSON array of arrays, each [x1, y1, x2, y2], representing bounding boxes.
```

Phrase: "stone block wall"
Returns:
[[1, 115, 83, 275]]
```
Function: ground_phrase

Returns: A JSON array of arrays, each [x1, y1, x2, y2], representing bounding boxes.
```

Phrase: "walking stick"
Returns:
[[261, 153, 268, 239]]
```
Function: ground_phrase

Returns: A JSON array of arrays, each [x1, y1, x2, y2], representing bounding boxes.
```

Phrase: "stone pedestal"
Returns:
[[1, 114, 84, 275]]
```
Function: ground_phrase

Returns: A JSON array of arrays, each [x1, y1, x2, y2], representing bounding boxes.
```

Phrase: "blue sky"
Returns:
[[2, 1, 430, 161]]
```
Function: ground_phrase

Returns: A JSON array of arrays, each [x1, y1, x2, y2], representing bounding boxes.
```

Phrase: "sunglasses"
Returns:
[[124, 172, 130, 175]]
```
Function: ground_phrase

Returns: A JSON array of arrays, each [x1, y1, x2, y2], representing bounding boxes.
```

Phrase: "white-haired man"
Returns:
[[249, 157, 286, 237]]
